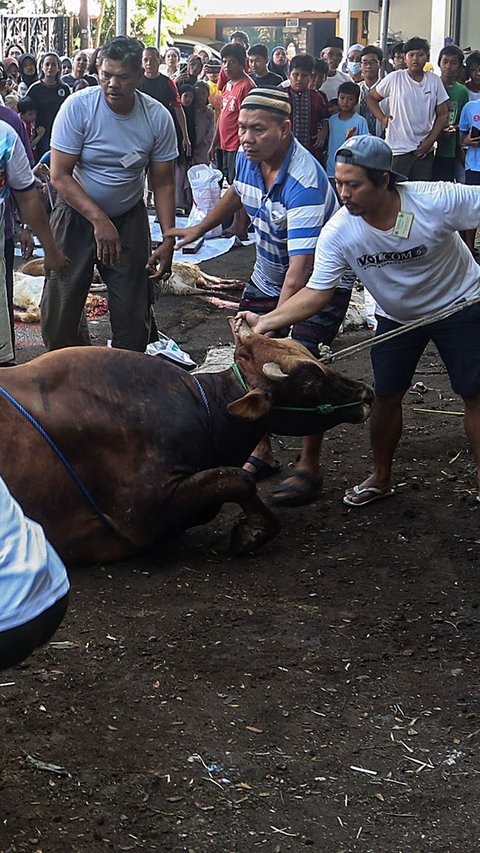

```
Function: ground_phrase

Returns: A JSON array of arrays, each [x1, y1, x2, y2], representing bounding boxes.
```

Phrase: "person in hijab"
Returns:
[[18, 53, 38, 98], [268, 45, 289, 80], [7, 44, 23, 61], [2, 56, 20, 87], [60, 56, 72, 75], [176, 54, 203, 88], [175, 82, 196, 212]]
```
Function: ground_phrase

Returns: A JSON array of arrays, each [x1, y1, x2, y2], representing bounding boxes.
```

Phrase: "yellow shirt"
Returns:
[[207, 80, 222, 121]]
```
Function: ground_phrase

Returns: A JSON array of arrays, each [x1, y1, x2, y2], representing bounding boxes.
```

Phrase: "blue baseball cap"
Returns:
[[335, 135, 407, 181]]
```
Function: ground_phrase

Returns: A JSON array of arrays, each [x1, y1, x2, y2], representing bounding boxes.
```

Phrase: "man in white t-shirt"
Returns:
[[367, 36, 449, 180], [236, 135, 480, 506], [43, 36, 178, 352], [320, 42, 350, 103], [0, 476, 69, 670]]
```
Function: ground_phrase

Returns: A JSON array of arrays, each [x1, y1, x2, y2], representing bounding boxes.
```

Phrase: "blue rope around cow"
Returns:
[[0, 385, 115, 533], [192, 375, 212, 427]]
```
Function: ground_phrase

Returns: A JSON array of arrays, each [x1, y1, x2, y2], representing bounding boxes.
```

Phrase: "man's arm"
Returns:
[[208, 123, 220, 162], [415, 101, 449, 156], [366, 90, 391, 129], [146, 159, 176, 280], [277, 254, 315, 306], [237, 286, 336, 335], [164, 186, 243, 246], [13, 186, 69, 276], [51, 148, 122, 266]]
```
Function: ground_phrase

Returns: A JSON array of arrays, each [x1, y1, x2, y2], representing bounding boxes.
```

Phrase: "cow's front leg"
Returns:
[[170, 467, 281, 554]]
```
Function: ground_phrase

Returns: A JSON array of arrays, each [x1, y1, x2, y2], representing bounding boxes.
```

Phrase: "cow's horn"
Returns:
[[262, 362, 289, 381], [235, 317, 254, 340]]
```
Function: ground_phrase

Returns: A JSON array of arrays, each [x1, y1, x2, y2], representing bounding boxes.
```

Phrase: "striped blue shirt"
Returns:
[[233, 137, 338, 297]]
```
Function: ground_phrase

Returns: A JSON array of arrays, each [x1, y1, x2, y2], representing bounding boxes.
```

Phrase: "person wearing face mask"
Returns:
[[346, 43, 363, 82]]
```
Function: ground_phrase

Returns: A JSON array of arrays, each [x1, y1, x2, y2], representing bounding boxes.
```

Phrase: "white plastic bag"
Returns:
[[187, 165, 223, 238]]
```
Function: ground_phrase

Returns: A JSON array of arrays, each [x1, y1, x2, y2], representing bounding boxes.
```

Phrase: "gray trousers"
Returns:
[[41, 198, 153, 352], [392, 151, 434, 181]]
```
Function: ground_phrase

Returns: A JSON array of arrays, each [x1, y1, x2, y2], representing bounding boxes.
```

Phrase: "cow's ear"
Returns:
[[227, 389, 271, 420]]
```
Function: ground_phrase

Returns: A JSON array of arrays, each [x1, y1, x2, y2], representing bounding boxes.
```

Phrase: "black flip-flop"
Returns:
[[270, 471, 323, 507], [244, 455, 282, 482]]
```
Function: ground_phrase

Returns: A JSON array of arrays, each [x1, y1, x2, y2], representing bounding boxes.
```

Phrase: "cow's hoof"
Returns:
[[229, 516, 281, 556]]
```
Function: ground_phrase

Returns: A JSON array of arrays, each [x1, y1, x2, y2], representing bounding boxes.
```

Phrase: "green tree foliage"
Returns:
[[95, 0, 198, 48]]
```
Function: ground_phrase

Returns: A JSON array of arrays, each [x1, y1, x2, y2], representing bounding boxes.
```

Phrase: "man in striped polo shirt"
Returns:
[[168, 88, 350, 506]]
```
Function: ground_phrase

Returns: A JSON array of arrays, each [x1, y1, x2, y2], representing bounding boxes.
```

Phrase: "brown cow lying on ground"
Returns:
[[0, 320, 372, 566]]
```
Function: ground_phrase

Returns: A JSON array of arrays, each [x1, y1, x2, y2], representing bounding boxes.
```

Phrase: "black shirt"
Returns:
[[137, 73, 184, 152], [61, 73, 98, 88], [25, 80, 70, 158], [250, 71, 283, 89], [137, 73, 179, 109]]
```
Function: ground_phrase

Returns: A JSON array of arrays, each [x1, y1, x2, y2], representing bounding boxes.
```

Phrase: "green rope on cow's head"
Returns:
[[230, 364, 364, 415], [231, 363, 250, 393]]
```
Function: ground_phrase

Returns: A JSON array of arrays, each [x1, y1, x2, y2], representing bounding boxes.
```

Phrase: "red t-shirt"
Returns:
[[218, 62, 251, 92], [218, 75, 256, 151]]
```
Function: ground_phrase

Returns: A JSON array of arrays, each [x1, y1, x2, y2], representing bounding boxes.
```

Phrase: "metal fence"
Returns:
[[1, 15, 71, 59]]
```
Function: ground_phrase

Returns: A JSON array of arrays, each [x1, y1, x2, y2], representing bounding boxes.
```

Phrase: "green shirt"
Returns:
[[436, 81, 469, 159]]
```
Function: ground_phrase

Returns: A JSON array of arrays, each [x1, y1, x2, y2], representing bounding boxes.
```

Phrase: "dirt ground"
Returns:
[[2, 244, 480, 853]]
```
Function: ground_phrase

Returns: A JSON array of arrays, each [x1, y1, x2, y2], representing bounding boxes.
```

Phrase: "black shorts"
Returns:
[[432, 156, 456, 182], [371, 302, 480, 397], [0, 592, 69, 671], [220, 149, 237, 185], [465, 169, 480, 186]]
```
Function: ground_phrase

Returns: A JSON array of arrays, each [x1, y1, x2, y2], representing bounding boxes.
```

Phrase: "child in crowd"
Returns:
[[310, 58, 329, 94], [72, 78, 89, 92], [18, 96, 45, 156], [285, 53, 330, 161], [247, 43, 282, 89], [466, 51, 480, 100], [175, 83, 196, 212], [459, 98, 480, 256], [433, 44, 469, 180], [326, 81, 369, 177], [204, 59, 222, 121], [192, 81, 214, 165]]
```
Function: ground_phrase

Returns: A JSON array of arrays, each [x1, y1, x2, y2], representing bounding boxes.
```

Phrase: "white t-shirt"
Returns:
[[320, 70, 350, 102], [0, 120, 36, 362], [307, 181, 480, 323], [374, 70, 449, 154], [51, 87, 178, 217], [0, 477, 69, 632]]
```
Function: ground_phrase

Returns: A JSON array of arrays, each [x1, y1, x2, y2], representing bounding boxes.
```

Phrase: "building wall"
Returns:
[[184, 9, 367, 50], [459, 3, 480, 50], [388, 0, 432, 42]]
